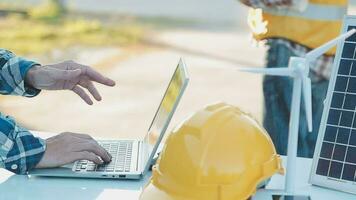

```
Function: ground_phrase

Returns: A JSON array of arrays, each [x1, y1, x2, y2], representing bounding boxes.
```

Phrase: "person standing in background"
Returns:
[[238, 0, 348, 157]]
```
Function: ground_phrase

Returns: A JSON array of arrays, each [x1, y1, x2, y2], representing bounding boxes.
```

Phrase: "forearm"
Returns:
[[0, 114, 46, 174], [0, 49, 41, 97]]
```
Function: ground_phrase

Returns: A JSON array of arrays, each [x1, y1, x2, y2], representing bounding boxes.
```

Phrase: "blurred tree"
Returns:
[[52, 0, 66, 14], [0, 0, 143, 55], [29, 0, 66, 20]]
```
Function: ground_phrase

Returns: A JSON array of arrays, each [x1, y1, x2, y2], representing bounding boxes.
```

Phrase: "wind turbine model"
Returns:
[[240, 29, 356, 194]]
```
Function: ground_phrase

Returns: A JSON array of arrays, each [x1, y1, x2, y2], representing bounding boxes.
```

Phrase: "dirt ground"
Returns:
[[0, 29, 266, 140]]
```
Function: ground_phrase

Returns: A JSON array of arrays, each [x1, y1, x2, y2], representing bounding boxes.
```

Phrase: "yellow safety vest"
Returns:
[[248, 0, 348, 55]]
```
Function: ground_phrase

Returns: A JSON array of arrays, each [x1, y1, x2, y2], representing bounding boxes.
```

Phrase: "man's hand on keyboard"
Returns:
[[35, 132, 112, 168]]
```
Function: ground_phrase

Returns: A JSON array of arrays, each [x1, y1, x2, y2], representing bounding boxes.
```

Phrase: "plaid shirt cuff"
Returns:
[[19, 59, 42, 97], [0, 116, 46, 174], [0, 49, 41, 97]]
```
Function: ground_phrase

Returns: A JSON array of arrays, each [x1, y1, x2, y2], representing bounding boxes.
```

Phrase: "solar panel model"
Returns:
[[310, 15, 356, 194]]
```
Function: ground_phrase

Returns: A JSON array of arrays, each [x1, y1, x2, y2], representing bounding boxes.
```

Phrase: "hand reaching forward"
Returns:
[[25, 60, 116, 105], [36, 132, 112, 168]]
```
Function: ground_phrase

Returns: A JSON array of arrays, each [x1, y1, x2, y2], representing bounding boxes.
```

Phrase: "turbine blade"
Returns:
[[303, 77, 313, 132], [239, 67, 293, 77], [306, 29, 356, 61]]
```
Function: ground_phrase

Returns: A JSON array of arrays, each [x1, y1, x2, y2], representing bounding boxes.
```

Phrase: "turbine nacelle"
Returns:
[[289, 57, 308, 77]]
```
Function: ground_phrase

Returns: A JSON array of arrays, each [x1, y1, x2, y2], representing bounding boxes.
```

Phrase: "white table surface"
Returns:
[[0, 131, 355, 200]]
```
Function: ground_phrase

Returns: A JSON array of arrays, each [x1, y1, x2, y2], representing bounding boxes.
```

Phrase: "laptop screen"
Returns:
[[142, 59, 189, 172]]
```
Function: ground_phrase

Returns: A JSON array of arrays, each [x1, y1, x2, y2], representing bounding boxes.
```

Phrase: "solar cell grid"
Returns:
[[341, 43, 356, 58], [343, 93, 356, 110], [331, 92, 344, 108], [311, 20, 356, 193], [346, 147, 356, 163], [329, 161, 343, 179], [315, 24, 356, 184], [320, 142, 333, 158], [327, 109, 341, 125], [316, 159, 331, 176], [350, 130, 356, 145], [338, 59, 352, 75], [332, 144, 347, 161], [339, 111, 354, 127], [324, 126, 337, 142], [346, 26, 356, 41], [342, 164, 356, 181], [347, 77, 356, 93], [351, 62, 356, 75], [336, 128, 350, 144], [334, 76, 348, 91]]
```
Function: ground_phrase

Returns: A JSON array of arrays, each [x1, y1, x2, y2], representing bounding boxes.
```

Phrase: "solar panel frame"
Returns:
[[310, 15, 356, 194]]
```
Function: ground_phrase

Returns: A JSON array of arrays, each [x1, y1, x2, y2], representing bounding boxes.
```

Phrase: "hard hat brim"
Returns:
[[140, 182, 185, 200]]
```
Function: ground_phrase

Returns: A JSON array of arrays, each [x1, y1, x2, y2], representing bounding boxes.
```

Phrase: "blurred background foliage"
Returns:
[[0, 0, 143, 54]]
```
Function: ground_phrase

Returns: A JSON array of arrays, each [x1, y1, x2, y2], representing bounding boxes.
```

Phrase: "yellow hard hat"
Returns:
[[140, 103, 284, 200]]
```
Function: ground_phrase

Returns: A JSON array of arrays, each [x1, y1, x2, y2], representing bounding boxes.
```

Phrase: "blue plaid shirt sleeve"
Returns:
[[0, 49, 46, 174], [0, 49, 41, 96]]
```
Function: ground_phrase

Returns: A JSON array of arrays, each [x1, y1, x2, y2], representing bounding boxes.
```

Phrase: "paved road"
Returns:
[[71, 0, 247, 27]]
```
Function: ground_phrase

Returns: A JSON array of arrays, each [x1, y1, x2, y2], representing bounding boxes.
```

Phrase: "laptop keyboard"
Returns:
[[73, 141, 133, 173]]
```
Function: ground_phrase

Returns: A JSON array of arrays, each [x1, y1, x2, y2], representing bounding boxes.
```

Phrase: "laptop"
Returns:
[[28, 58, 189, 179]]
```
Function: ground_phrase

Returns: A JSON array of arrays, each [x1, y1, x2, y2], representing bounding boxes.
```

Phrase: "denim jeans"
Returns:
[[263, 41, 329, 158]]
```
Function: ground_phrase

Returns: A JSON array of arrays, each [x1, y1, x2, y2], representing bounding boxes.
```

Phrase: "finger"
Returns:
[[72, 151, 104, 165], [48, 67, 82, 80], [71, 85, 93, 105], [81, 66, 116, 87], [79, 80, 102, 101], [75, 141, 111, 162]]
